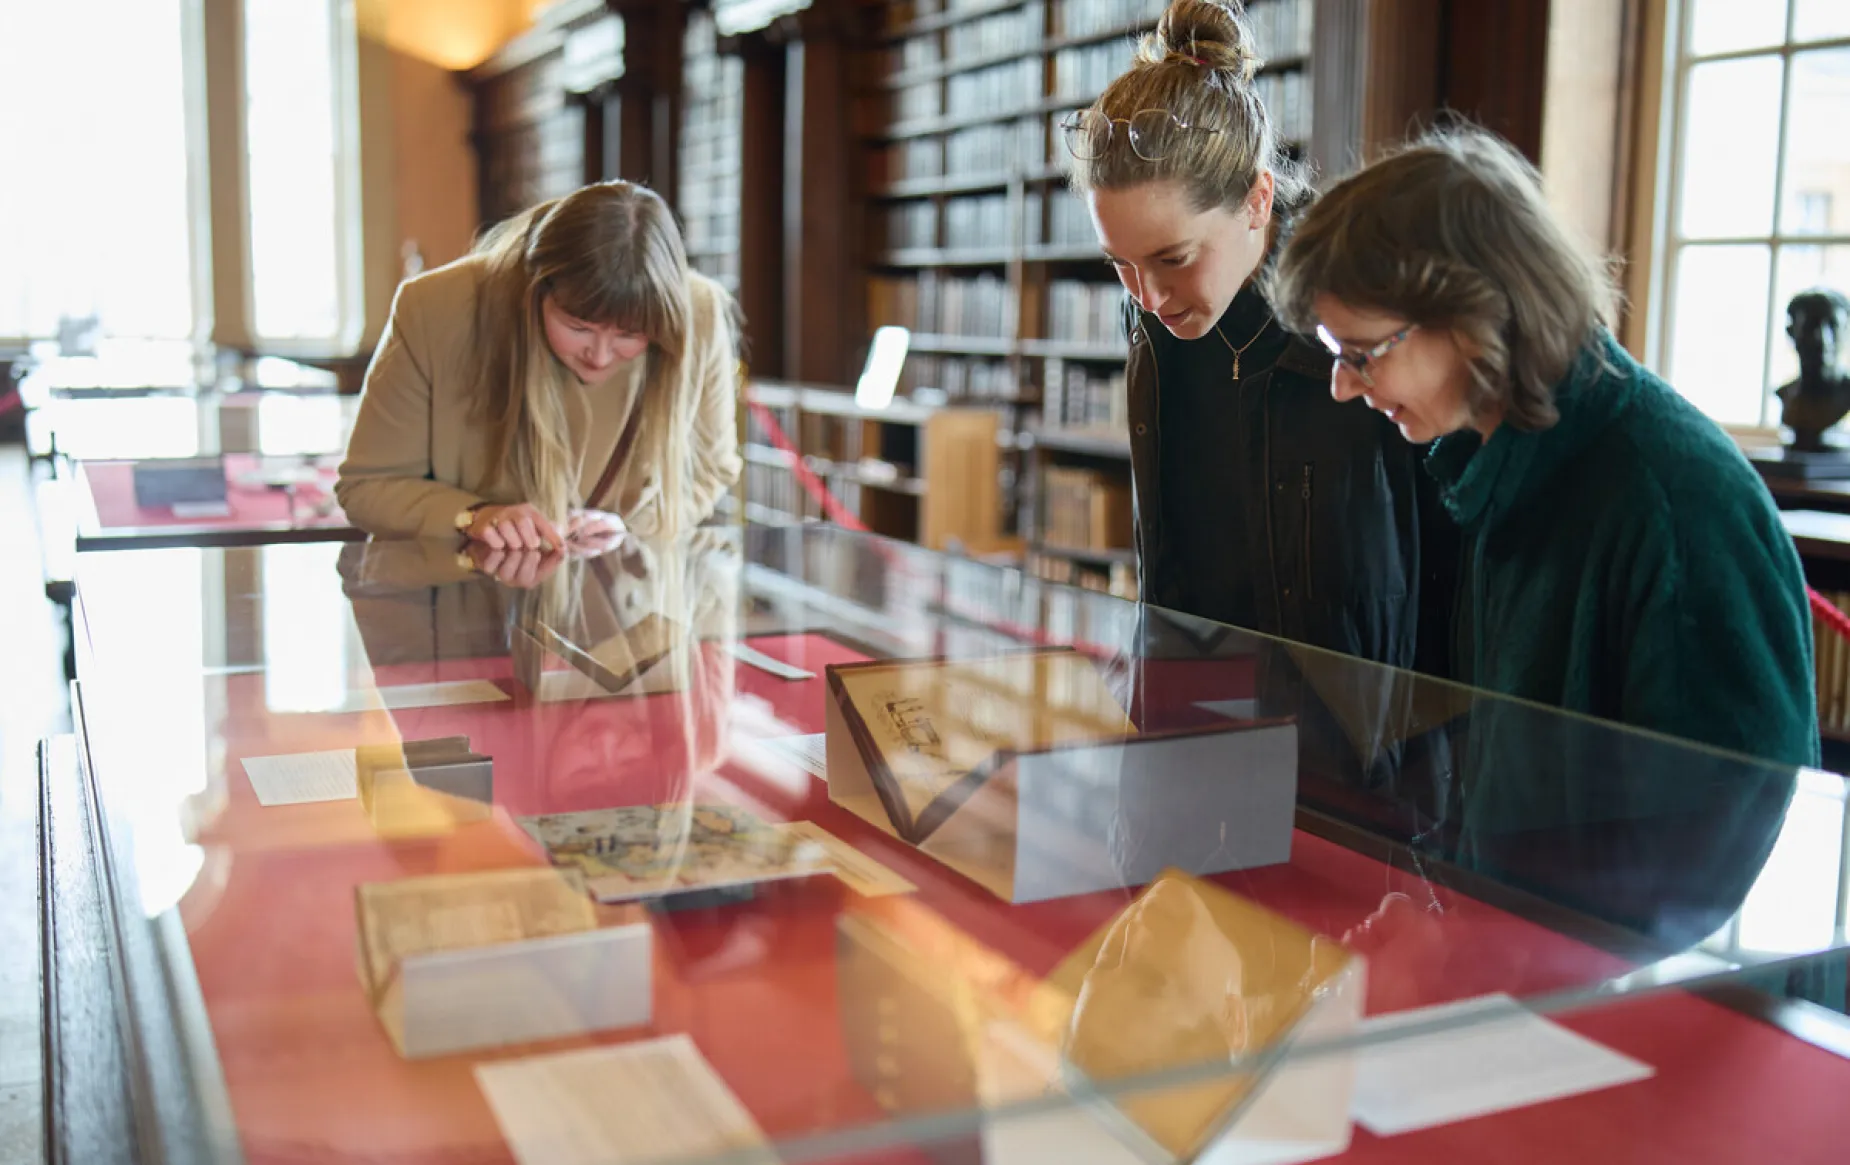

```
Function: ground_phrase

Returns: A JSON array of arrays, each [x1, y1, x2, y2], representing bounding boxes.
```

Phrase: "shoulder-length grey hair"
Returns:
[[1268, 126, 1616, 432]]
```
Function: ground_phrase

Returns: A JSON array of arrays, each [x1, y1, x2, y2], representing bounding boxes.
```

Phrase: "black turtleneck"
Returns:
[[1152, 283, 1291, 628]]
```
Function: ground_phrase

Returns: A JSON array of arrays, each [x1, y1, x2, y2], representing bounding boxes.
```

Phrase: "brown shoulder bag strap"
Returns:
[[587, 401, 645, 511]]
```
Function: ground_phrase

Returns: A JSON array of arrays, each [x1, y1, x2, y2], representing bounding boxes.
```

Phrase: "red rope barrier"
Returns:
[[746, 398, 869, 533], [1811, 587, 1850, 644]]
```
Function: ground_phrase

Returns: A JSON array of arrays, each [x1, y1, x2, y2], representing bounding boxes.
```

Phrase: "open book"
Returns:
[[517, 803, 831, 903]]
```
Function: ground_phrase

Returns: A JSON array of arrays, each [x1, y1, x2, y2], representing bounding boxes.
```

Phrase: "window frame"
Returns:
[[235, 0, 366, 356], [1653, 2, 1850, 427]]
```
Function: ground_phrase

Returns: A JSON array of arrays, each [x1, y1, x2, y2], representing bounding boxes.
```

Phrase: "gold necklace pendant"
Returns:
[[1216, 317, 1272, 383]]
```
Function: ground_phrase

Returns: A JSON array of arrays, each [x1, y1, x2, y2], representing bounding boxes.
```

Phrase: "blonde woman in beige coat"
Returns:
[[336, 180, 743, 579]]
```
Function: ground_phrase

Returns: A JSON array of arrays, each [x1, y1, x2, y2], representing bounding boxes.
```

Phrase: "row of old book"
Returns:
[[868, 273, 1013, 337], [867, 276, 1129, 345], [1042, 465, 1134, 553], [881, 190, 1108, 252], [1047, 279, 1126, 344], [1026, 550, 1139, 599], [889, 57, 1045, 126], [902, 354, 1020, 401], [1817, 589, 1850, 735], [1043, 360, 1130, 431], [873, 119, 1044, 184]]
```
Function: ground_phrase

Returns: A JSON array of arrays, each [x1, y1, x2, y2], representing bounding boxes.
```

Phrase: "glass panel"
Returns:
[[1668, 244, 1774, 423], [1781, 48, 1850, 235], [1679, 56, 1785, 239], [1724, 769, 1847, 954], [1767, 243, 1850, 391], [1688, 0, 1790, 57], [243, 0, 344, 343], [260, 543, 351, 713], [66, 524, 1850, 1164], [1794, 0, 1850, 42], [0, 0, 196, 341]]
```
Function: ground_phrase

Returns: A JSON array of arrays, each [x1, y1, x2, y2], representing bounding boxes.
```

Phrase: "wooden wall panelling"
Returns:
[[783, 1, 857, 385], [653, 7, 687, 207], [1309, 0, 1444, 177], [739, 32, 788, 377], [1538, 0, 1637, 285], [1360, 0, 1442, 157], [1443, 0, 1552, 161], [582, 89, 609, 181], [610, 0, 687, 201], [615, 78, 657, 182], [202, 0, 253, 352], [921, 408, 1003, 553]]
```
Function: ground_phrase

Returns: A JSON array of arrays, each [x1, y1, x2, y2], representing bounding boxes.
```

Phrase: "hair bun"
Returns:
[[1152, 0, 1262, 84]]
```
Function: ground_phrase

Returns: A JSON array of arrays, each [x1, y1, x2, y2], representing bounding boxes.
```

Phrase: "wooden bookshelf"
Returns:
[[741, 381, 1008, 553], [1021, 422, 1136, 597], [466, 0, 620, 226], [853, 0, 1323, 554]]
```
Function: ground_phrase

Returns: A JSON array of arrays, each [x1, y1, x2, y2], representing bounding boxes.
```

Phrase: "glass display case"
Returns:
[[47, 523, 1850, 1165]]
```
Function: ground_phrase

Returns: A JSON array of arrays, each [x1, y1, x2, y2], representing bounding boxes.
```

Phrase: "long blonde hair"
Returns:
[[470, 181, 696, 526]]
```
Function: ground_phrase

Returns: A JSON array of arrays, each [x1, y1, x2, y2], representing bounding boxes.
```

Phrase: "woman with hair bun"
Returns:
[[1065, 0, 1448, 671]]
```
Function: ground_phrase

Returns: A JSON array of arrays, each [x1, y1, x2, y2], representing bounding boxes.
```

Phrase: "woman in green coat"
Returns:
[[1271, 127, 1818, 768]]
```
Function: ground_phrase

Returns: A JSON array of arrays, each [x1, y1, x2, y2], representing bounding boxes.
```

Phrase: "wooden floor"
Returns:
[[0, 441, 65, 1165]]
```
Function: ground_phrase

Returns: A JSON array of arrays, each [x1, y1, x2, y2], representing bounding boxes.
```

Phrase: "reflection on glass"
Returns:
[[50, 397, 201, 459], [25, 339, 199, 391], [247, 355, 339, 390], [254, 393, 349, 456], [1688, 0, 1790, 57], [261, 542, 350, 712], [60, 526, 1850, 1165], [81, 547, 211, 915], [1680, 56, 1784, 239], [1724, 769, 1847, 955], [243, 0, 347, 343], [1669, 244, 1774, 423], [1768, 245, 1850, 389], [1795, 0, 1850, 42], [1780, 49, 1850, 236]]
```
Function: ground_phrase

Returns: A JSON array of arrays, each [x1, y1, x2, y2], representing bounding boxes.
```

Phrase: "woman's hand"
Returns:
[[565, 509, 627, 554], [465, 503, 564, 551], [466, 541, 565, 589]]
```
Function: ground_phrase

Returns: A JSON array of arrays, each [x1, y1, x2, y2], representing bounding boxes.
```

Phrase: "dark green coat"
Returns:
[[1429, 332, 1819, 767]]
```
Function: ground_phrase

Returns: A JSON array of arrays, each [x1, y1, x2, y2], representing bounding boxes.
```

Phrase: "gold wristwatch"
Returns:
[[454, 502, 486, 532]]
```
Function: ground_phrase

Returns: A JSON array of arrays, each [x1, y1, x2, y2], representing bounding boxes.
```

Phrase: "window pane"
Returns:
[[1781, 48, 1850, 235], [1688, 0, 1790, 57], [0, 1, 196, 341], [1679, 57, 1784, 239], [1768, 244, 1850, 389], [1668, 245, 1774, 424], [244, 0, 343, 343], [1794, 0, 1850, 43]]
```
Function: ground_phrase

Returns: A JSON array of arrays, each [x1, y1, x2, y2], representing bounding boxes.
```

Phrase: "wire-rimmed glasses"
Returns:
[[1060, 108, 1225, 162], [1315, 324, 1418, 388]]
